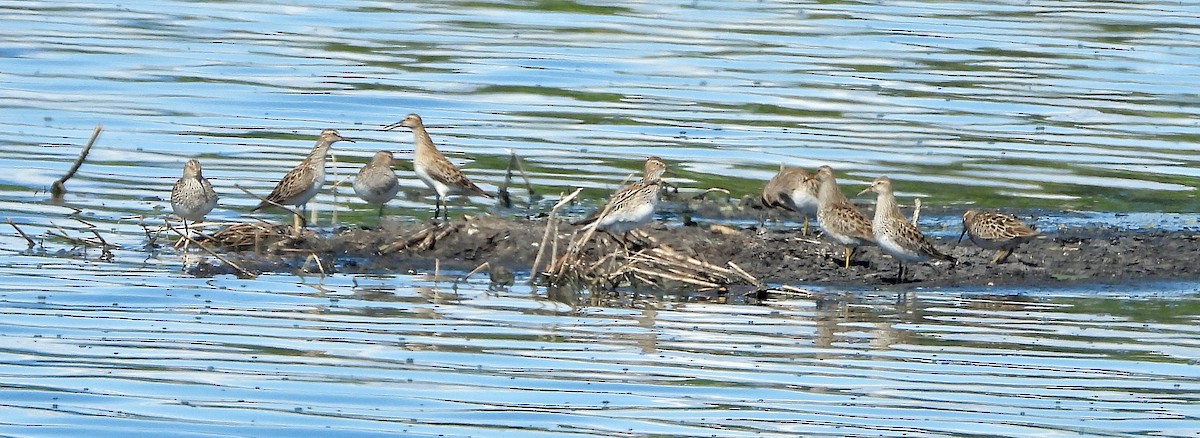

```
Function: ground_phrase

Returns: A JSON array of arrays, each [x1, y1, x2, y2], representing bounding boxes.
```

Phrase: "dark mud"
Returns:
[[191, 200, 1200, 290]]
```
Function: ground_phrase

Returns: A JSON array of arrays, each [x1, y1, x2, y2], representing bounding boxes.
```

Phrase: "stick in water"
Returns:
[[51, 124, 103, 197]]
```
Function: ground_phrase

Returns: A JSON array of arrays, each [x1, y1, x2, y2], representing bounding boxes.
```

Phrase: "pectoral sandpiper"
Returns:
[[252, 129, 353, 229], [958, 210, 1040, 264], [761, 164, 819, 235], [383, 113, 493, 221], [353, 150, 400, 218], [814, 165, 875, 269], [859, 176, 955, 283], [171, 158, 217, 236], [574, 157, 668, 234]]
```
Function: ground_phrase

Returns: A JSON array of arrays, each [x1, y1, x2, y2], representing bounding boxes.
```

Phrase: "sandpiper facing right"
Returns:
[[252, 128, 354, 230], [574, 156, 668, 235]]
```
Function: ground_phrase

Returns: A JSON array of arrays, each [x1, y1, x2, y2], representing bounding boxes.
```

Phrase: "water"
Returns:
[[1, 0, 1200, 436]]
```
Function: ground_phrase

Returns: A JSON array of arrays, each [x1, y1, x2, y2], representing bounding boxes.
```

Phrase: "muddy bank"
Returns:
[[189, 205, 1200, 290]]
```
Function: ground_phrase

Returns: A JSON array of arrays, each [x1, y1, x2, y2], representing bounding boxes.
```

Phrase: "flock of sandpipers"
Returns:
[[171, 113, 1040, 282]]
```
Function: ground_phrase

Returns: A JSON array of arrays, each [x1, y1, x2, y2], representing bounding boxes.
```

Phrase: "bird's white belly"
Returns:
[[354, 179, 397, 204], [877, 233, 926, 263], [598, 198, 657, 233], [415, 162, 452, 198], [790, 189, 820, 216], [294, 169, 325, 206]]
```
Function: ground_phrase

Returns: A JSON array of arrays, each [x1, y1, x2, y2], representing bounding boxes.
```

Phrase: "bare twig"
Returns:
[[628, 266, 719, 289], [7, 218, 35, 249], [510, 149, 537, 203], [726, 261, 763, 288], [379, 221, 455, 253], [51, 124, 103, 197]]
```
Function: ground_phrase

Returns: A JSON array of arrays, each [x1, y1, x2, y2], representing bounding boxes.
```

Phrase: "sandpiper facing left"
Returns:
[[761, 164, 819, 235], [959, 209, 1040, 264], [384, 113, 492, 221]]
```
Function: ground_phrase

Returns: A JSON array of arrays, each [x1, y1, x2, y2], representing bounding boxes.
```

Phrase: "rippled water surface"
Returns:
[[2, 0, 1200, 436]]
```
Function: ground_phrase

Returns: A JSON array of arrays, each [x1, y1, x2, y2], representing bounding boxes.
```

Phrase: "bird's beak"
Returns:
[[341, 136, 356, 143], [856, 186, 872, 196], [382, 121, 404, 131], [956, 229, 967, 245]]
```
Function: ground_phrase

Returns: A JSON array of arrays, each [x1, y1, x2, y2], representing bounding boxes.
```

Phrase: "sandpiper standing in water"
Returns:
[[384, 113, 493, 221], [814, 165, 875, 269], [252, 129, 353, 231], [859, 176, 955, 283], [353, 150, 400, 219], [171, 158, 217, 236], [574, 157, 668, 237], [761, 164, 820, 235], [959, 210, 1040, 264]]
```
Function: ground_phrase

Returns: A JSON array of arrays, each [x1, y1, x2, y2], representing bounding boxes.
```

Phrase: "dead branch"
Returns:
[[7, 218, 34, 249], [379, 221, 456, 254], [51, 124, 102, 197]]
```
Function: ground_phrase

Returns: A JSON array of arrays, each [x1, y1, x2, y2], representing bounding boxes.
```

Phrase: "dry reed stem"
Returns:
[[46, 221, 107, 251], [209, 222, 287, 249], [302, 252, 327, 279], [459, 261, 491, 283], [165, 220, 256, 278], [627, 266, 720, 290], [530, 188, 583, 282], [754, 284, 815, 299], [550, 183, 624, 275], [726, 261, 762, 288], [911, 198, 922, 226], [692, 187, 731, 200]]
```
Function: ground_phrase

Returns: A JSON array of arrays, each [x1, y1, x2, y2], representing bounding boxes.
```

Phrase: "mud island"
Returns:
[[182, 196, 1200, 294]]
